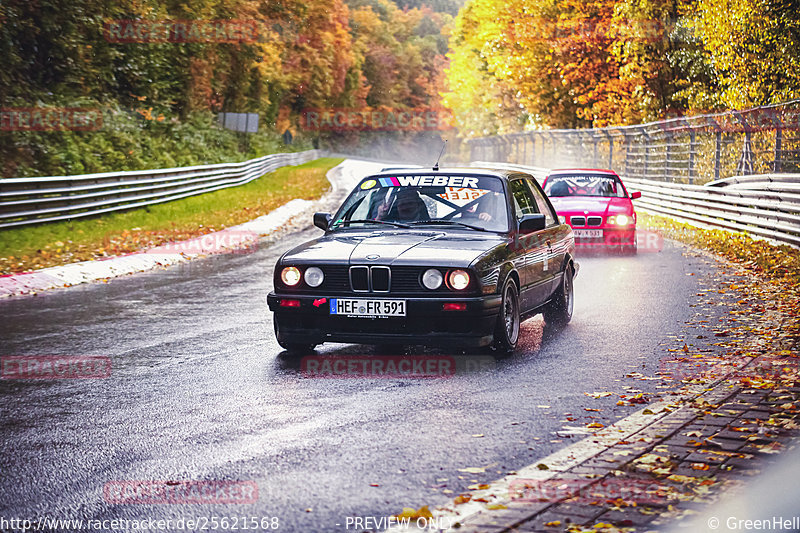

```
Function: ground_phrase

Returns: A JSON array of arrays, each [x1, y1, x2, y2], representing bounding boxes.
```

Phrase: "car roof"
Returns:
[[547, 168, 619, 176], [368, 167, 527, 181]]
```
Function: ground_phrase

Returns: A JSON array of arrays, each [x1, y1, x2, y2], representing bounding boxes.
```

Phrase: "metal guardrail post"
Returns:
[[688, 129, 697, 185], [714, 130, 722, 182]]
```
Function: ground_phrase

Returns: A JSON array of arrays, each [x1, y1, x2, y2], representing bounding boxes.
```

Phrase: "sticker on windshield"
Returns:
[[437, 187, 489, 204], [360, 175, 482, 189]]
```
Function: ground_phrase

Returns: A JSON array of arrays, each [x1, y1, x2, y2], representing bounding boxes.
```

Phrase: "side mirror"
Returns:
[[313, 212, 332, 231], [630, 191, 642, 200], [518, 213, 546, 234]]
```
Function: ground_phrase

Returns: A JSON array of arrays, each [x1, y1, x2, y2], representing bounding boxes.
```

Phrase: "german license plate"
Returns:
[[329, 298, 406, 318], [573, 229, 603, 238]]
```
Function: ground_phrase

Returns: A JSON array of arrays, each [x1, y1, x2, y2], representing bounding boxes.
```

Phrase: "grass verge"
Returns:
[[0, 157, 343, 275]]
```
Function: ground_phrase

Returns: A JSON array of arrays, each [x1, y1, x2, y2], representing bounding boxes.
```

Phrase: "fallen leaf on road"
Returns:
[[667, 475, 696, 484], [395, 506, 433, 520]]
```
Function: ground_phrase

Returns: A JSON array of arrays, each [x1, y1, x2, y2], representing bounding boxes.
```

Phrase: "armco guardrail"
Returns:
[[472, 161, 800, 248], [0, 150, 322, 229]]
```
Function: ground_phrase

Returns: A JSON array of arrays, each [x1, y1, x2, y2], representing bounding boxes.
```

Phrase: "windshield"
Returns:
[[331, 175, 509, 232], [545, 174, 627, 198]]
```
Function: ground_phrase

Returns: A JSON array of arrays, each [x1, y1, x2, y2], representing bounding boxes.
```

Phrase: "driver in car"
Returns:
[[377, 188, 428, 222]]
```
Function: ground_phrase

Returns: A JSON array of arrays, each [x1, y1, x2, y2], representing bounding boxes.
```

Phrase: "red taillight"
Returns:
[[443, 302, 467, 311], [280, 299, 301, 308]]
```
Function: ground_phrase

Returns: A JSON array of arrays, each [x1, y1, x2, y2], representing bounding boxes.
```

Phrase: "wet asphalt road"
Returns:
[[0, 210, 739, 531]]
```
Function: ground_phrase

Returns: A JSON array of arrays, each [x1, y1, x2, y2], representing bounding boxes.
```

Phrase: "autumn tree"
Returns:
[[686, 0, 800, 109]]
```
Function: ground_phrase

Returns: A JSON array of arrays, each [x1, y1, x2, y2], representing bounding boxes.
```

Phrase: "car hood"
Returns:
[[281, 229, 506, 268], [549, 196, 633, 216]]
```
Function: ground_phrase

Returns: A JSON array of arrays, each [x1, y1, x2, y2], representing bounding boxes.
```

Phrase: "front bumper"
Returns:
[[268, 293, 502, 347]]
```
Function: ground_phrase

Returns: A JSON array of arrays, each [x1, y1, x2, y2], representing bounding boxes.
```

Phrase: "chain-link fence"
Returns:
[[468, 101, 800, 184]]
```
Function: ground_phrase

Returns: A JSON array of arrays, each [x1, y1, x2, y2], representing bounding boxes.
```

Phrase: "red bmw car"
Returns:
[[542, 169, 641, 253]]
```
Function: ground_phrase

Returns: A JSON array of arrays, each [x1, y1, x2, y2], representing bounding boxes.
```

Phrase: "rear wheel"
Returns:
[[543, 264, 574, 328], [492, 280, 520, 354], [274, 319, 317, 354]]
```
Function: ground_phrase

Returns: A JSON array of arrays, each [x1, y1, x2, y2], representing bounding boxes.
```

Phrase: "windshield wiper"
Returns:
[[409, 220, 488, 232], [338, 219, 411, 229]]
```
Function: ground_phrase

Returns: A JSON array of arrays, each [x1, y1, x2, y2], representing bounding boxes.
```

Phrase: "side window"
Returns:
[[510, 179, 538, 220], [616, 178, 627, 198], [527, 179, 557, 227]]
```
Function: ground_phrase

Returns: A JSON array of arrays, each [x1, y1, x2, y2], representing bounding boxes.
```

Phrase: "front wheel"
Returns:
[[543, 264, 574, 328], [492, 280, 520, 354]]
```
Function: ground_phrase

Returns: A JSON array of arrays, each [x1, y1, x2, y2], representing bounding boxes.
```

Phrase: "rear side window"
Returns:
[[510, 179, 538, 220], [527, 179, 557, 227]]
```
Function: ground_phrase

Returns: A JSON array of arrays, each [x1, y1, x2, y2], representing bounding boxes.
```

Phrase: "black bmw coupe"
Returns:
[[267, 167, 577, 353]]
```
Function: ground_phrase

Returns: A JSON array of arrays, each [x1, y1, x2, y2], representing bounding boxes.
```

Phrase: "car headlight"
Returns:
[[280, 266, 302, 286], [609, 214, 631, 226], [448, 269, 470, 290], [422, 268, 443, 290], [304, 266, 324, 287]]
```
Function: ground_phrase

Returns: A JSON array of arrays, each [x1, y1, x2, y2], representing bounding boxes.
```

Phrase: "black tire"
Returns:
[[274, 319, 316, 354], [492, 279, 520, 354], [620, 242, 638, 255], [543, 264, 574, 328]]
